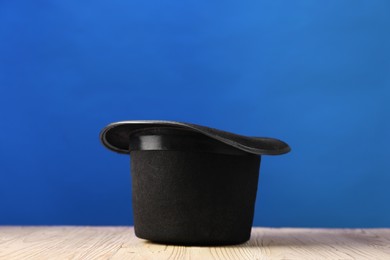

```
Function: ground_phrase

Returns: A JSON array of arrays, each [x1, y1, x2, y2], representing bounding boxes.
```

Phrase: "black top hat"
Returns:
[[100, 120, 290, 246]]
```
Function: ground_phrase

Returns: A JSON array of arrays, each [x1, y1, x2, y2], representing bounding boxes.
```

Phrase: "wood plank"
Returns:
[[0, 227, 389, 259]]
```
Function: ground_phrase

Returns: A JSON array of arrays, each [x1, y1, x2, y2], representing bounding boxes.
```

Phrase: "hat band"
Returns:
[[128, 134, 252, 156]]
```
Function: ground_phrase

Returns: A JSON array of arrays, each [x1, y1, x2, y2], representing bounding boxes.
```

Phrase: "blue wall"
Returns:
[[1, 1, 389, 227]]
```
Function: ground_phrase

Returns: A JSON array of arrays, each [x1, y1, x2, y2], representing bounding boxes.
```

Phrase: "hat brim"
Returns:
[[100, 120, 290, 155]]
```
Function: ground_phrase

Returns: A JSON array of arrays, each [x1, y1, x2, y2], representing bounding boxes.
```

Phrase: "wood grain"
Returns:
[[0, 227, 389, 259]]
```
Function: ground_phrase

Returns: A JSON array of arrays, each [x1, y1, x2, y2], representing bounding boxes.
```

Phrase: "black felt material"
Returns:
[[100, 120, 290, 245], [131, 150, 261, 246]]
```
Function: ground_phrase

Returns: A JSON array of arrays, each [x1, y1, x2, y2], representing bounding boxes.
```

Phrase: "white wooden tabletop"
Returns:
[[0, 226, 389, 259]]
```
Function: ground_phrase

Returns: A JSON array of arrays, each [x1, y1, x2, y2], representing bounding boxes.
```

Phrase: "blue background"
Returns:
[[1, 1, 389, 227]]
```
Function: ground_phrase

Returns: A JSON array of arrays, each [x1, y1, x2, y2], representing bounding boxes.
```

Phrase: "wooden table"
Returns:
[[0, 226, 389, 259]]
